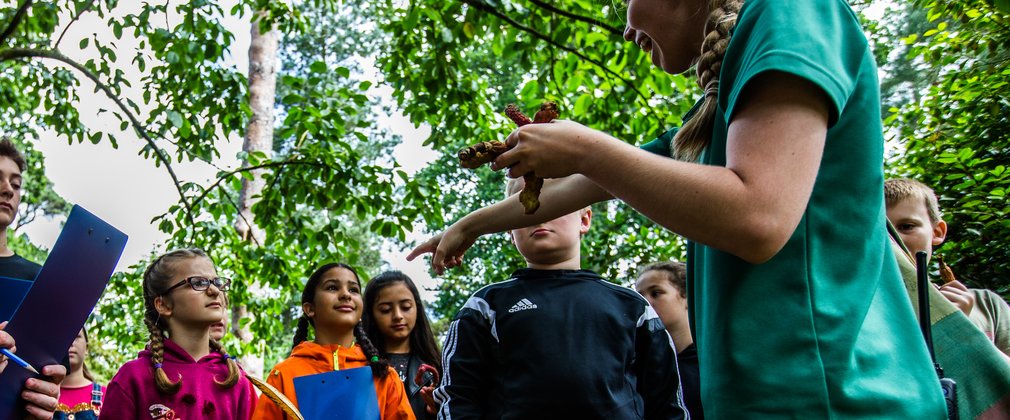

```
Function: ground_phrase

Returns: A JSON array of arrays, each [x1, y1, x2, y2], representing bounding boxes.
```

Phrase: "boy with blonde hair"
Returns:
[[434, 178, 687, 419], [885, 178, 1010, 357]]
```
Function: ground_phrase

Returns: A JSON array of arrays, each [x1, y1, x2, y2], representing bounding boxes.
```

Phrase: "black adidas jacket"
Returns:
[[434, 269, 688, 420]]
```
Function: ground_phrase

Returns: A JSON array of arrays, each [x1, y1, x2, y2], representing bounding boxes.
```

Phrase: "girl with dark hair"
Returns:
[[363, 271, 442, 419], [253, 263, 414, 420], [636, 262, 700, 419], [54, 328, 105, 419], [100, 249, 256, 419]]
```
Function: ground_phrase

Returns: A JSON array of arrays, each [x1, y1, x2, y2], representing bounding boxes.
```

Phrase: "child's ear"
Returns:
[[301, 302, 315, 320], [932, 219, 948, 246], [579, 208, 593, 235], [154, 295, 174, 318]]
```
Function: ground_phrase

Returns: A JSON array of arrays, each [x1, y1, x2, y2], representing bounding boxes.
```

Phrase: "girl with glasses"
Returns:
[[99, 249, 256, 419]]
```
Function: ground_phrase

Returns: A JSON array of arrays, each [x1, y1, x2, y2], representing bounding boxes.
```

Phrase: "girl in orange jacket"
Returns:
[[252, 263, 415, 420]]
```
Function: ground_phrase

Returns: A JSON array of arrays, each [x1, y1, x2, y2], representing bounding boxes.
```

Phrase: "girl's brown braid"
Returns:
[[673, 0, 743, 162]]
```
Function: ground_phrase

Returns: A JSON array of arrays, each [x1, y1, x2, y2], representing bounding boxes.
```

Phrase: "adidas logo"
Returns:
[[508, 298, 538, 313]]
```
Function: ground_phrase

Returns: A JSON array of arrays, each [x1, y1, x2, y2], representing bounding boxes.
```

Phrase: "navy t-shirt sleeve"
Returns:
[[0, 254, 42, 281]]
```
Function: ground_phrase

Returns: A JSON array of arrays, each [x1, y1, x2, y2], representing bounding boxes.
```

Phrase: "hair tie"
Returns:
[[370, 356, 379, 362], [153, 363, 163, 369], [222, 353, 237, 361], [704, 80, 719, 98]]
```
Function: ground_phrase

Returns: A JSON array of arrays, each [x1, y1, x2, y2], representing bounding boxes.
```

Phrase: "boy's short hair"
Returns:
[[640, 261, 687, 299], [884, 178, 941, 224], [0, 137, 27, 172]]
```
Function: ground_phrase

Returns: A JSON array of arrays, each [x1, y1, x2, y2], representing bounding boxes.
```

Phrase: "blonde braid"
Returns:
[[673, 0, 744, 162], [145, 319, 182, 394]]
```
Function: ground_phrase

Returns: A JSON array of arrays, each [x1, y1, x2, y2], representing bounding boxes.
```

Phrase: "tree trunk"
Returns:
[[233, 14, 279, 380]]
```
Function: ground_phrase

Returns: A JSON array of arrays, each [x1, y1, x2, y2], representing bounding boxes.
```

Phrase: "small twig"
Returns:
[[224, 190, 262, 247], [0, 0, 34, 46], [460, 0, 659, 122], [190, 159, 324, 209], [526, 0, 622, 36], [0, 47, 196, 229], [54, 0, 98, 49]]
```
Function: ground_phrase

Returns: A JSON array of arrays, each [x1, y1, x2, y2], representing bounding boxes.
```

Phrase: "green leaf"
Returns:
[[79, 38, 89, 49], [167, 111, 184, 128]]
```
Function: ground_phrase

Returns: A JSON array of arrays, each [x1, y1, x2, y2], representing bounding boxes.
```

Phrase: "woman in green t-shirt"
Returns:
[[410, 0, 947, 417]]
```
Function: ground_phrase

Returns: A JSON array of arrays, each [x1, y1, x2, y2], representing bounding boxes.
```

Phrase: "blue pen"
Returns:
[[0, 347, 39, 375]]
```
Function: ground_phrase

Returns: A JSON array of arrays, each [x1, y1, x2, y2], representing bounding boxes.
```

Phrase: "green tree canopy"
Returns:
[[879, 0, 1010, 293]]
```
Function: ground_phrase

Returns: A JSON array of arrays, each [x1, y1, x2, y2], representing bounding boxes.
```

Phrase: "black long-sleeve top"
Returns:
[[434, 268, 689, 419]]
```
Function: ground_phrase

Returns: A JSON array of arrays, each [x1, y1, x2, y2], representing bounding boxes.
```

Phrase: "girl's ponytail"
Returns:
[[209, 338, 240, 388], [292, 316, 311, 349], [145, 319, 182, 394], [672, 0, 743, 162], [354, 322, 390, 379]]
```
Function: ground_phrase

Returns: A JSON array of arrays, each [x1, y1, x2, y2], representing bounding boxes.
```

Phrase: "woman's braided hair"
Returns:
[[672, 0, 744, 162], [293, 262, 390, 379], [142, 248, 240, 394]]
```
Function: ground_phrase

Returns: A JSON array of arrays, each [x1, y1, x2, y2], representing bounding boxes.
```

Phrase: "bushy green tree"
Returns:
[[881, 0, 1010, 293]]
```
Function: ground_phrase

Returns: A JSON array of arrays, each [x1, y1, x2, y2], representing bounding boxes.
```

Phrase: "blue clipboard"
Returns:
[[0, 205, 127, 417], [0, 277, 32, 322], [293, 366, 380, 420]]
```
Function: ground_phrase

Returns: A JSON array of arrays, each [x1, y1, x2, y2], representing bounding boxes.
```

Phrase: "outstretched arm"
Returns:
[[407, 175, 612, 273]]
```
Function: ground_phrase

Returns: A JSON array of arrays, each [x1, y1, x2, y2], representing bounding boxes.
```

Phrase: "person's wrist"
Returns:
[[574, 131, 619, 178], [455, 211, 483, 238]]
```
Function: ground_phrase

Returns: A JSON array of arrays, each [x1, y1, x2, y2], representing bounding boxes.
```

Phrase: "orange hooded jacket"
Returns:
[[251, 341, 415, 420]]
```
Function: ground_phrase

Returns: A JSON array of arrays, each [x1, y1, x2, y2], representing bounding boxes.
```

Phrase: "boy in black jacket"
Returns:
[[434, 178, 688, 419]]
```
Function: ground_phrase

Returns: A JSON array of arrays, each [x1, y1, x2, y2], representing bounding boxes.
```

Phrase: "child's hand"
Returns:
[[939, 280, 975, 316], [0, 321, 14, 373], [492, 120, 612, 180], [420, 385, 437, 414], [21, 364, 65, 419], [407, 223, 478, 275]]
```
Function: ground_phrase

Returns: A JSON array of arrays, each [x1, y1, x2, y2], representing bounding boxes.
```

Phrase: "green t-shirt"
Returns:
[[969, 288, 1010, 357], [642, 0, 947, 417]]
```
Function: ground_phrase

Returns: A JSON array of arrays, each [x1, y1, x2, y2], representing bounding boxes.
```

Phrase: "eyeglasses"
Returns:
[[162, 276, 232, 294]]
